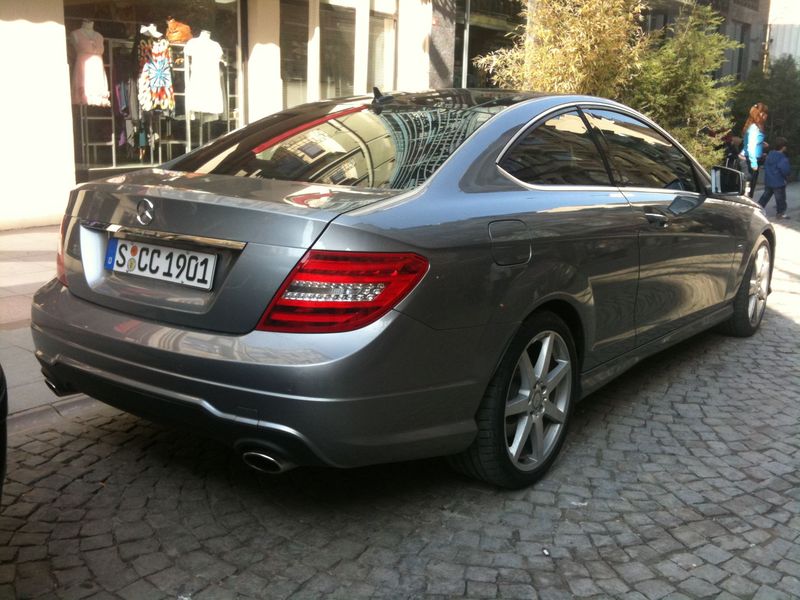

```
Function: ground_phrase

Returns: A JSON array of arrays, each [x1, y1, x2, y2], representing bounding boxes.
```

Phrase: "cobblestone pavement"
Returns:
[[2, 221, 799, 600]]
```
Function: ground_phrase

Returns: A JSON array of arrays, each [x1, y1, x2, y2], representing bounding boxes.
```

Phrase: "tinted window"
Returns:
[[172, 91, 533, 190], [499, 110, 612, 186], [584, 109, 698, 192]]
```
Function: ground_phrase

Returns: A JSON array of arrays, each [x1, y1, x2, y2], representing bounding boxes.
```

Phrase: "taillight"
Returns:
[[56, 215, 69, 287], [257, 250, 429, 333]]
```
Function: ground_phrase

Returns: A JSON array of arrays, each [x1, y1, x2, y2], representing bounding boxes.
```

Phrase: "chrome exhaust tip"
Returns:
[[241, 451, 290, 474], [44, 377, 73, 397]]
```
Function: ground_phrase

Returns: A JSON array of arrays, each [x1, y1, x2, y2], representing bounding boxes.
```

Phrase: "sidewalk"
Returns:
[[0, 226, 99, 429], [0, 182, 797, 425]]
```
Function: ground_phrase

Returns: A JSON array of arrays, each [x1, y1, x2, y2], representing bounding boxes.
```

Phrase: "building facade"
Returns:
[[2, 0, 520, 229], [768, 0, 800, 64], [646, 0, 771, 80]]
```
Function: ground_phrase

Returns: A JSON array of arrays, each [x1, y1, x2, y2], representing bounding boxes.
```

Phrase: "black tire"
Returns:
[[718, 235, 771, 337], [449, 311, 578, 489]]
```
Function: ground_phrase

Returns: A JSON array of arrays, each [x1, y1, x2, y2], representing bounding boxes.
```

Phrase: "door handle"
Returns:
[[644, 211, 669, 227]]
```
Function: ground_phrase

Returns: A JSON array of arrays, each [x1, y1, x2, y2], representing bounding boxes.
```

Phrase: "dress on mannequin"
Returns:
[[137, 25, 175, 113], [184, 31, 224, 116], [70, 21, 111, 107]]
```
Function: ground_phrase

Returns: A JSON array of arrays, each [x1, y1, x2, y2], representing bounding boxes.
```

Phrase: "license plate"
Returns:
[[104, 238, 217, 290]]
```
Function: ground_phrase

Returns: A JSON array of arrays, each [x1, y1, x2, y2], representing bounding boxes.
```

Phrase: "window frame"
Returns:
[[578, 104, 707, 196], [495, 105, 617, 190], [496, 101, 712, 195]]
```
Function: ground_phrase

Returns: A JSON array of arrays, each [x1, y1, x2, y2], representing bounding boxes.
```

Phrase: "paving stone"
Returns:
[[752, 585, 792, 600], [720, 574, 760, 597], [695, 544, 733, 565], [634, 578, 675, 600], [677, 576, 720, 597], [615, 562, 656, 584]]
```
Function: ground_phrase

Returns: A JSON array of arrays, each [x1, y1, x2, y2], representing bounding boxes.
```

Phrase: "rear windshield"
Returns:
[[171, 90, 532, 190]]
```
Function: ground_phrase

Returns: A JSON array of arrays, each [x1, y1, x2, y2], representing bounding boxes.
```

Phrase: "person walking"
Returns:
[[741, 102, 769, 198], [758, 137, 792, 219]]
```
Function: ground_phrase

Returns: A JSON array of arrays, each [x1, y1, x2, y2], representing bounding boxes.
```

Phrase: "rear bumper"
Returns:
[[32, 280, 500, 468]]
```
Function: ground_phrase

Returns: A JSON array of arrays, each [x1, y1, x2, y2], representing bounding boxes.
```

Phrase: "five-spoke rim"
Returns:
[[747, 244, 770, 326], [504, 330, 571, 471]]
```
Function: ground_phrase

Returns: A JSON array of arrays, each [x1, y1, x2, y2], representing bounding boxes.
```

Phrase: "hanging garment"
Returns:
[[70, 27, 111, 107], [137, 36, 175, 113], [184, 34, 224, 115]]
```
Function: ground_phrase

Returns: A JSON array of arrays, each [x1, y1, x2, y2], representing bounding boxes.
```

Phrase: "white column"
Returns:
[[353, 1, 370, 94], [246, 0, 283, 121], [0, 0, 75, 229], [307, 0, 321, 102], [396, 0, 432, 91]]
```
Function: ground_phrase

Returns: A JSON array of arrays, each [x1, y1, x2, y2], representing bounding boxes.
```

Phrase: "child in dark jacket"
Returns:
[[758, 137, 792, 219]]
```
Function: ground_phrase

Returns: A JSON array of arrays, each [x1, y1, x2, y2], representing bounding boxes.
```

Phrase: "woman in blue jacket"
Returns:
[[758, 137, 792, 219], [741, 102, 769, 198]]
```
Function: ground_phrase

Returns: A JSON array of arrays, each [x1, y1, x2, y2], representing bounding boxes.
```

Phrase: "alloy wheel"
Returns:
[[747, 244, 770, 326], [504, 330, 571, 471]]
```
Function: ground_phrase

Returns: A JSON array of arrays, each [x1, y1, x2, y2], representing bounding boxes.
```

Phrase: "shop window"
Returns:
[[281, 0, 309, 108], [64, 0, 241, 179], [367, 12, 395, 92], [320, 4, 356, 99]]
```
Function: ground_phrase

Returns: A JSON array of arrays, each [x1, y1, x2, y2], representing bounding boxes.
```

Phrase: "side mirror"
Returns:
[[710, 166, 744, 195]]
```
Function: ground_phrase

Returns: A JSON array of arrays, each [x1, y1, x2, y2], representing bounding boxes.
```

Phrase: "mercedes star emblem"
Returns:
[[136, 198, 155, 226]]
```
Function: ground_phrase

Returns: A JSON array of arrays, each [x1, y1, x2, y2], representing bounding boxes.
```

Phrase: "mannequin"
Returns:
[[69, 20, 111, 106], [184, 30, 224, 115], [137, 24, 174, 113]]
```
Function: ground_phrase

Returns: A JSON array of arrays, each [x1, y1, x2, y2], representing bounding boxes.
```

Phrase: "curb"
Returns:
[[7, 394, 101, 434]]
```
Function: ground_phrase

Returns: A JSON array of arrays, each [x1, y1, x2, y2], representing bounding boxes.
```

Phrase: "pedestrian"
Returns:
[[717, 132, 741, 170], [741, 102, 769, 198], [758, 137, 792, 219]]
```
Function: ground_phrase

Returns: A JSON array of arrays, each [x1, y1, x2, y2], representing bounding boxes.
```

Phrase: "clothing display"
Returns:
[[70, 22, 111, 107], [67, 13, 237, 170], [137, 28, 175, 113], [184, 31, 224, 115], [166, 18, 193, 44]]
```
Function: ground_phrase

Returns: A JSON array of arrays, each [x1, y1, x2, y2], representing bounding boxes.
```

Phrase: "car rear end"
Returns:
[[32, 91, 530, 470], [33, 171, 484, 469]]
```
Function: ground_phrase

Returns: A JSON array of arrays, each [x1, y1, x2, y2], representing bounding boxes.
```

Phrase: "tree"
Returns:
[[474, 0, 646, 98], [474, 1, 739, 168], [620, 3, 740, 167]]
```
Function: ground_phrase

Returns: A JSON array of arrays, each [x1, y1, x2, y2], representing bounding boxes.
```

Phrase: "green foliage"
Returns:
[[474, 0, 646, 98], [620, 3, 740, 168], [733, 56, 800, 158], [474, 0, 740, 169]]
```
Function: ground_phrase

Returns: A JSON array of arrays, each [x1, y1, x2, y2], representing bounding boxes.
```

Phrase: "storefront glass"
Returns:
[[280, 0, 309, 108], [320, 4, 356, 99], [367, 11, 395, 92], [63, 0, 241, 179], [276, 0, 396, 108]]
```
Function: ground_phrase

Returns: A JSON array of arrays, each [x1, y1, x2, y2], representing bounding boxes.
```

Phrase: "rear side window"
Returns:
[[583, 109, 698, 192], [499, 110, 612, 186]]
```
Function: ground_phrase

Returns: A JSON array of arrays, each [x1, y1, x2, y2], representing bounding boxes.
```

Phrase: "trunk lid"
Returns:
[[62, 169, 395, 334]]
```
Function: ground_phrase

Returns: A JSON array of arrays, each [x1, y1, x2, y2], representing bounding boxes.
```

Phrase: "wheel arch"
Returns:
[[760, 227, 776, 285], [527, 298, 587, 374]]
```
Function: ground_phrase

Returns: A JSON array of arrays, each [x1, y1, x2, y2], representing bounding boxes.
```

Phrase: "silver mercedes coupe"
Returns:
[[32, 90, 774, 488]]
